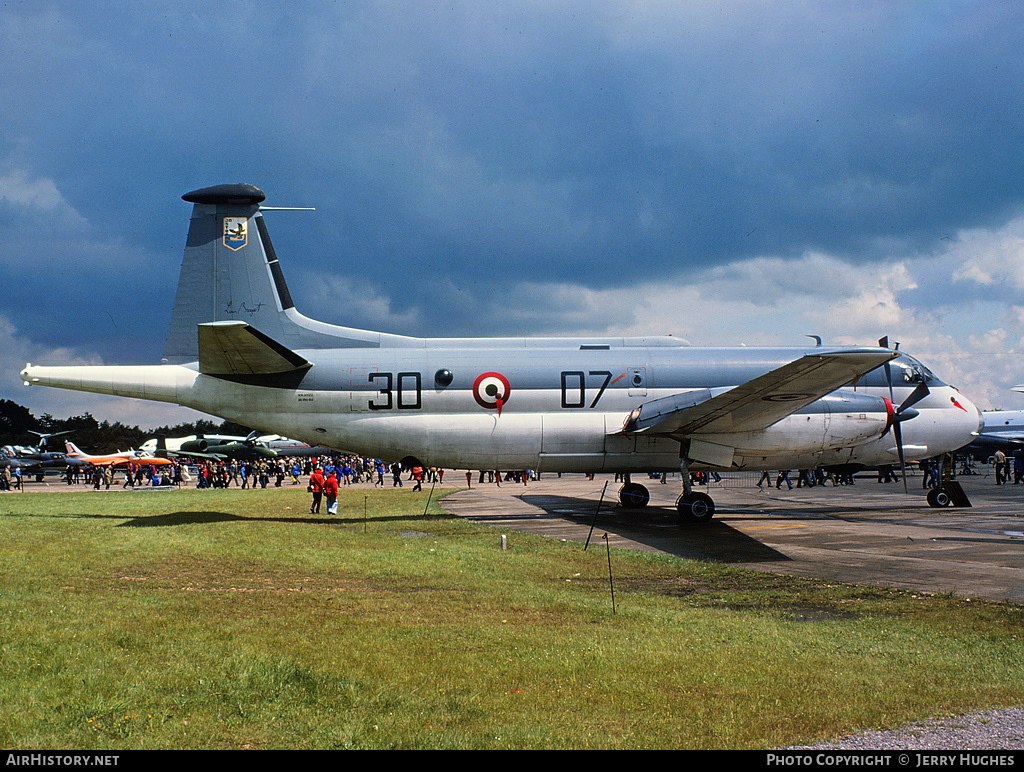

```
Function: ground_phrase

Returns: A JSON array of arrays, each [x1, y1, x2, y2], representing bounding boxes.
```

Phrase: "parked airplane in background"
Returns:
[[19, 184, 983, 521], [147, 432, 278, 462], [0, 431, 87, 480], [141, 434, 242, 453], [961, 409, 1024, 461], [139, 433, 332, 460], [2, 431, 72, 463], [63, 441, 172, 469], [257, 435, 337, 458]]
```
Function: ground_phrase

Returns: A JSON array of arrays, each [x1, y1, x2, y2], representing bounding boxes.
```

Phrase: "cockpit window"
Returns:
[[863, 354, 946, 388], [896, 356, 936, 384]]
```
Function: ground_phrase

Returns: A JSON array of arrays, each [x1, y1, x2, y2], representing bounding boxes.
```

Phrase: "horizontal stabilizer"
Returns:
[[621, 347, 898, 436], [198, 321, 312, 385]]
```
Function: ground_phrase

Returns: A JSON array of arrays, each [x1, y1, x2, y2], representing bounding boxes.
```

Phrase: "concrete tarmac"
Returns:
[[440, 471, 1024, 605]]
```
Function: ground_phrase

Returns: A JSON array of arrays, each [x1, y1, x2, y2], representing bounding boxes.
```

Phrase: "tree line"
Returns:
[[0, 399, 251, 454]]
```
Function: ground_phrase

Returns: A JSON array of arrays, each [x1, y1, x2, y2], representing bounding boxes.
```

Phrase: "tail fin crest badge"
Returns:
[[223, 217, 248, 251]]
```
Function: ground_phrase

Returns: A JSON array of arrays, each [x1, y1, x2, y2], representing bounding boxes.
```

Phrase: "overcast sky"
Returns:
[[3, 1, 1024, 429]]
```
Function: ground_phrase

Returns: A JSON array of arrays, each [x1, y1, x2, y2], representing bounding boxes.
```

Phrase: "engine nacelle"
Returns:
[[698, 390, 895, 461], [813, 390, 895, 449]]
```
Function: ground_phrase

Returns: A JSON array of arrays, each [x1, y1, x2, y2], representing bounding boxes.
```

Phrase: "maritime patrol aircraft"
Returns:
[[19, 184, 983, 521]]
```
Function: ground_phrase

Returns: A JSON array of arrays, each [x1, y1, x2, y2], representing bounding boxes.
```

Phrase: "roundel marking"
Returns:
[[473, 372, 511, 411], [761, 393, 813, 402]]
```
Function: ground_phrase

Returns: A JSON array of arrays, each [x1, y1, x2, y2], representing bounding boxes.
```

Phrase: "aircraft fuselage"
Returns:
[[23, 344, 980, 474]]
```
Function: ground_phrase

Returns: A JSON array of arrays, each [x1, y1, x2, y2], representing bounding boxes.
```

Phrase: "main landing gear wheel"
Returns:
[[677, 492, 715, 524], [926, 487, 952, 507], [618, 482, 650, 509]]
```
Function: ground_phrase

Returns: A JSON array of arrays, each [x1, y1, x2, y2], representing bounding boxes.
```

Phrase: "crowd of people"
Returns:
[[31, 453, 471, 500], [1, 448, 545, 495], [7, 447, 1018, 496], [749, 460, 954, 490]]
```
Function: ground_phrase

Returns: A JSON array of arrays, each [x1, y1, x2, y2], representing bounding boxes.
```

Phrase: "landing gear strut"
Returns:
[[926, 454, 971, 508], [616, 462, 718, 525], [676, 453, 716, 524]]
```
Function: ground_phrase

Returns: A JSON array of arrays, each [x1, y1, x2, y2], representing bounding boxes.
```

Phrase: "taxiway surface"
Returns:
[[441, 472, 1024, 604]]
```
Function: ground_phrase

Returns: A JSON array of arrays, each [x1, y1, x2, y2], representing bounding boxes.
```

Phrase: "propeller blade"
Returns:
[[879, 337, 895, 404], [879, 336, 923, 494], [898, 382, 930, 414], [894, 382, 928, 494], [893, 420, 908, 493]]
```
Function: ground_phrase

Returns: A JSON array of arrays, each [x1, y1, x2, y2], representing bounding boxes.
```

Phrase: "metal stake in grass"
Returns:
[[602, 533, 616, 614], [422, 479, 437, 516], [585, 481, 609, 551]]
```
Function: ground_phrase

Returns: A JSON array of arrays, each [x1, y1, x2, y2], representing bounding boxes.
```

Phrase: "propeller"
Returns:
[[878, 337, 930, 492]]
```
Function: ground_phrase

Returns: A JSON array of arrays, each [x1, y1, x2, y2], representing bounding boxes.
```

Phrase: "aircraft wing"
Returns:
[[620, 348, 898, 436], [156, 447, 224, 462]]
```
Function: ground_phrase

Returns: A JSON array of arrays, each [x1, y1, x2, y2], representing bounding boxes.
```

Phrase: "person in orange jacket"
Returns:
[[308, 466, 325, 514]]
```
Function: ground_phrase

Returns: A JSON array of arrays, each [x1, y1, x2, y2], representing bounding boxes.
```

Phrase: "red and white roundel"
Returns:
[[473, 372, 511, 411]]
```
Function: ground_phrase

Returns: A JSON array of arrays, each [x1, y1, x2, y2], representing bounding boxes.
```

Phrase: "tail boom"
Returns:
[[21, 364, 197, 406], [20, 363, 309, 434]]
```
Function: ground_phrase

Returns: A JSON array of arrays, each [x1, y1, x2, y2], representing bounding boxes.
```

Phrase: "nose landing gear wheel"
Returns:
[[926, 487, 952, 507], [677, 492, 715, 523]]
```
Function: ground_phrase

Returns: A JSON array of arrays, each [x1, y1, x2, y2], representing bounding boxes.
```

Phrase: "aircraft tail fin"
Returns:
[[164, 184, 407, 364]]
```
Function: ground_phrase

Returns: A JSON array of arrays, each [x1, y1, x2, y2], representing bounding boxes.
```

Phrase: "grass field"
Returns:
[[1, 484, 1023, 750]]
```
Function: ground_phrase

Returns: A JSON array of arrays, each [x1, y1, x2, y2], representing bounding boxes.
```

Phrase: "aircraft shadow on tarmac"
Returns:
[[517, 494, 790, 564]]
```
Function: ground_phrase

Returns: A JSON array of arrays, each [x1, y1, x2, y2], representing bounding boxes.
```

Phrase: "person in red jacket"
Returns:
[[324, 471, 339, 515], [308, 466, 325, 514]]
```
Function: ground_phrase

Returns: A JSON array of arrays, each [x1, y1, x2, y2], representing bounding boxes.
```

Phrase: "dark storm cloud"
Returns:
[[2, 1, 1024, 354]]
